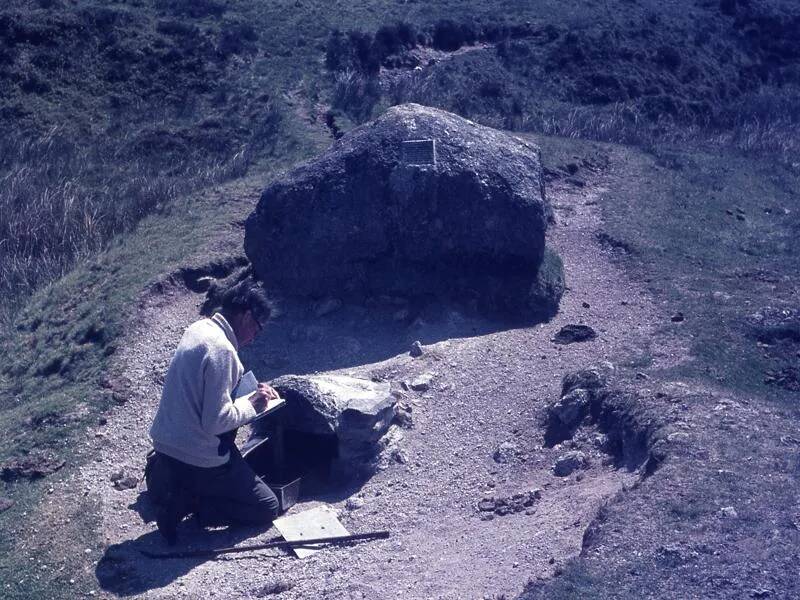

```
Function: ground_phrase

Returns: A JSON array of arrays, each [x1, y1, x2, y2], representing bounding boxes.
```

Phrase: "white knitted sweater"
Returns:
[[149, 313, 257, 467]]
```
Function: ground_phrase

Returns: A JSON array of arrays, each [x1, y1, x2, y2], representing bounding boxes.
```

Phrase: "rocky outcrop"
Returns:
[[245, 103, 562, 318], [545, 364, 666, 475], [553, 450, 589, 476], [266, 374, 397, 464]]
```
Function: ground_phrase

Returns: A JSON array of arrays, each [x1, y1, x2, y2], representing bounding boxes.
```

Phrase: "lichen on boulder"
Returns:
[[245, 103, 563, 319]]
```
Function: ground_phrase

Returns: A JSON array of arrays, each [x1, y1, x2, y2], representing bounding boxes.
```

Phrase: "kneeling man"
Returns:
[[148, 278, 280, 543]]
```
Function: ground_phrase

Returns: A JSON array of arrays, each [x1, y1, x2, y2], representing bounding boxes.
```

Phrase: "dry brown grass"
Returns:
[[519, 99, 800, 165], [386, 67, 800, 164], [0, 107, 280, 324]]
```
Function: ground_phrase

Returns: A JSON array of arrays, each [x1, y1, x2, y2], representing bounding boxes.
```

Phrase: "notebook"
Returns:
[[233, 371, 286, 425]]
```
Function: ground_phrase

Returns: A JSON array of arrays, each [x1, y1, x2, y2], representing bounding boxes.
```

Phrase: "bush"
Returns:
[[325, 29, 352, 71], [325, 28, 391, 75], [349, 30, 380, 74], [395, 22, 417, 48], [218, 21, 259, 57], [155, 0, 226, 19], [327, 21, 442, 75], [19, 73, 51, 95], [478, 79, 505, 98], [374, 25, 404, 58], [529, 247, 565, 320], [324, 29, 379, 74], [483, 22, 510, 43], [720, 0, 738, 17], [432, 19, 479, 52], [330, 69, 380, 121]]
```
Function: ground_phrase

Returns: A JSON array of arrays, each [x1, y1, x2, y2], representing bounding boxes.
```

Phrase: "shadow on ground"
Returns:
[[241, 299, 532, 380], [96, 492, 277, 596]]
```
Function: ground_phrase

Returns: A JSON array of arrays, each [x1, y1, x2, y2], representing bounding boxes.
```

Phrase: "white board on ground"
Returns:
[[272, 504, 350, 559]]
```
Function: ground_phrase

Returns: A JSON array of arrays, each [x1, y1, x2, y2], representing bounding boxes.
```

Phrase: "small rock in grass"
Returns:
[[409, 341, 424, 358], [479, 512, 495, 521], [510, 493, 529, 512], [719, 506, 738, 518], [553, 451, 588, 477], [110, 470, 125, 483], [256, 580, 294, 596], [552, 324, 597, 345], [671, 312, 685, 323], [0, 497, 14, 513]]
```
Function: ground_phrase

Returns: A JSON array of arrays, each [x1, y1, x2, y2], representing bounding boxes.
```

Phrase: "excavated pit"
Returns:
[[243, 374, 400, 505], [544, 367, 665, 477], [242, 427, 341, 510]]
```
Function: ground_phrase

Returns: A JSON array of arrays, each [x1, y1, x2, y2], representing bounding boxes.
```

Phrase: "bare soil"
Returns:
[[25, 136, 800, 600], [29, 142, 698, 600]]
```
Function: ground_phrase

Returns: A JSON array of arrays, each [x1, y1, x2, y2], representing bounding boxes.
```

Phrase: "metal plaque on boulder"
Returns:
[[401, 139, 436, 167]]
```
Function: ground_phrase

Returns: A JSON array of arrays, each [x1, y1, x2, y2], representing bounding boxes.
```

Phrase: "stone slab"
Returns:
[[273, 504, 350, 559]]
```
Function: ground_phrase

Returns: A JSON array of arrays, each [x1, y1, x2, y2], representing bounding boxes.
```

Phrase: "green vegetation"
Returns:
[[531, 131, 800, 402], [599, 146, 800, 398], [522, 562, 607, 600], [0, 169, 294, 597], [1, 0, 799, 596], [3, 0, 799, 316], [0, 118, 279, 324], [530, 247, 565, 319]]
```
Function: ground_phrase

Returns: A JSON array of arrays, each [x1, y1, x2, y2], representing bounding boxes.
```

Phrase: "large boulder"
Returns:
[[245, 103, 561, 318], [267, 374, 397, 463]]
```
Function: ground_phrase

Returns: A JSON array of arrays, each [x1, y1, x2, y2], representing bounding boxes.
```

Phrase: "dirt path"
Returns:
[[67, 143, 691, 599]]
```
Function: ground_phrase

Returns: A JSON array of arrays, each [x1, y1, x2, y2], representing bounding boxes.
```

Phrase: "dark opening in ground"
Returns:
[[243, 427, 341, 506]]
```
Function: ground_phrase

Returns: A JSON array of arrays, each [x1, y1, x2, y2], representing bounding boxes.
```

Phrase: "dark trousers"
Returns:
[[150, 449, 279, 528]]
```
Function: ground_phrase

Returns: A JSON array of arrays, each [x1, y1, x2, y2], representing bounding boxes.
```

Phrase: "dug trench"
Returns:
[[29, 139, 689, 599]]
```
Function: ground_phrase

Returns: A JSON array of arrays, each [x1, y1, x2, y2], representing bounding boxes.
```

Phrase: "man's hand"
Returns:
[[250, 383, 280, 413]]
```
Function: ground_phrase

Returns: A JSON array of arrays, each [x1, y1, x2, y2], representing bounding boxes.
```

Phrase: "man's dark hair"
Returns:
[[219, 278, 275, 326]]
